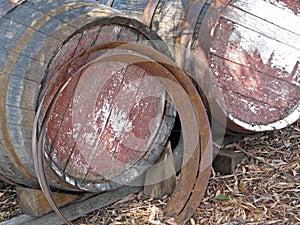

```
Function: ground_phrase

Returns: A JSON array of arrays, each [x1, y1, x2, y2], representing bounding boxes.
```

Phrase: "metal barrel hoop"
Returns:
[[33, 41, 212, 224]]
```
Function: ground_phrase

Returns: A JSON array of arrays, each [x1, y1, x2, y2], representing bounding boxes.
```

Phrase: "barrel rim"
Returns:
[[39, 13, 172, 105], [35, 42, 178, 192]]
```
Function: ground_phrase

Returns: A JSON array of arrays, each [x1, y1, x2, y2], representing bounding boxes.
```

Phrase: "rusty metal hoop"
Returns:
[[33, 41, 212, 224]]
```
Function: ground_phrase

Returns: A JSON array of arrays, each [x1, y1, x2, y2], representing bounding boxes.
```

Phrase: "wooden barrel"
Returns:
[[0, 0, 176, 191], [105, 0, 300, 134], [195, 0, 300, 134]]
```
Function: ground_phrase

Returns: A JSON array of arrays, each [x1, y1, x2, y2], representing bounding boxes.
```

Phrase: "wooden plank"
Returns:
[[0, 53, 46, 83], [25, 0, 95, 15], [7, 77, 39, 110], [50, 4, 103, 29], [0, 185, 142, 225], [0, 18, 28, 53], [214, 87, 290, 125], [213, 148, 245, 175], [5, 124, 35, 176], [231, 0, 300, 35], [16, 187, 80, 217], [143, 141, 176, 198], [8, 3, 77, 42], [0, 0, 27, 19], [222, 5, 300, 50], [0, 161, 37, 188]]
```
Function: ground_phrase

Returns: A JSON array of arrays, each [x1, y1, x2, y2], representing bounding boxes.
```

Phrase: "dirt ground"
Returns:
[[0, 121, 299, 225]]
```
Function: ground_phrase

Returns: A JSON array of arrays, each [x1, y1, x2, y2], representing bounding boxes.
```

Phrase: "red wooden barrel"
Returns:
[[39, 41, 176, 192], [106, 0, 300, 134], [195, 0, 300, 133], [0, 0, 175, 192]]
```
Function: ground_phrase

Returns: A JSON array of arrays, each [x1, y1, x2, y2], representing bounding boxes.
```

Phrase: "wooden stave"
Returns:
[[0, 0, 175, 191]]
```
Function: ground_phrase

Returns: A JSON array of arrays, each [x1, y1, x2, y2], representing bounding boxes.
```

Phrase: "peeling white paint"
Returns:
[[109, 108, 133, 135], [232, 0, 300, 35], [228, 24, 300, 74]]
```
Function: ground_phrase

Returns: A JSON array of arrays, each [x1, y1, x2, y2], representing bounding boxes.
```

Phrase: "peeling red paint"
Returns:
[[50, 62, 164, 178], [268, 0, 300, 15], [43, 24, 167, 181], [209, 16, 300, 125]]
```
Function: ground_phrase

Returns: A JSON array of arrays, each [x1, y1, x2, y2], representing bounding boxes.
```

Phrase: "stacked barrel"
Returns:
[[0, 0, 299, 224]]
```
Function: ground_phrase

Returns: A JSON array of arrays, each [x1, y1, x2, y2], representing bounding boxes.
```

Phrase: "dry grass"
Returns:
[[0, 121, 299, 225]]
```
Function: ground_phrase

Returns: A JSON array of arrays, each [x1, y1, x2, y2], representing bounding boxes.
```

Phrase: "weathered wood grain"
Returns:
[[143, 141, 176, 198], [263, 0, 300, 16], [0, 185, 142, 225], [0, 0, 26, 19], [207, 0, 300, 130], [231, 0, 300, 35], [222, 5, 300, 50], [0, 1, 95, 188], [16, 186, 80, 217], [210, 54, 299, 109], [0, 0, 175, 191]]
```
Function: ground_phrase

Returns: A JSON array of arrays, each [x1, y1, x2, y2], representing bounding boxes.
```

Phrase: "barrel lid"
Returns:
[[36, 20, 176, 192], [196, 0, 300, 133]]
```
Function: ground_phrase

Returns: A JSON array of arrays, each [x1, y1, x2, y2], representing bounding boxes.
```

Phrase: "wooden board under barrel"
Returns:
[[208, 0, 300, 132]]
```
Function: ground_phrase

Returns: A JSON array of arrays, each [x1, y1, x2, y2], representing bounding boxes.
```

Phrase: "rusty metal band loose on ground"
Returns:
[[164, 0, 209, 222], [0, 0, 27, 19], [142, 0, 161, 27], [33, 41, 212, 224]]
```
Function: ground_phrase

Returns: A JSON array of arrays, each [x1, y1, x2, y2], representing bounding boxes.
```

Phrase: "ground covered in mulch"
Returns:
[[0, 121, 299, 225]]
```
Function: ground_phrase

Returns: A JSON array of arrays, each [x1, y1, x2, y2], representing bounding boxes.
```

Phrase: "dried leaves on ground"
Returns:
[[74, 122, 300, 225], [0, 182, 20, 222], [1, 122, 299, 224]]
